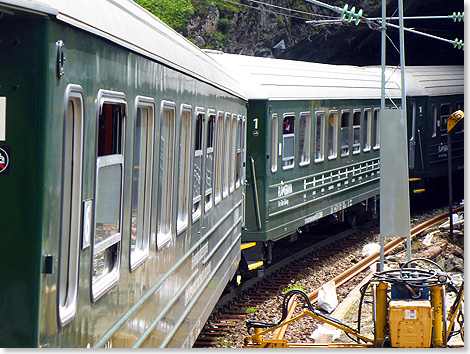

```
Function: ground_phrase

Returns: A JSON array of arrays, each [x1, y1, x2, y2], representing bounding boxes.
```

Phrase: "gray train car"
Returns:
[[0, 0, 246, 348], [206, 52, 403, 271]]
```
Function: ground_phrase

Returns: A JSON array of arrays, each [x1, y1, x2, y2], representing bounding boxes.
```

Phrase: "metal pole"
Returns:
[[397, 0, 412, 262], [379, 0, 386, 272], [447, 132, 454, 241]]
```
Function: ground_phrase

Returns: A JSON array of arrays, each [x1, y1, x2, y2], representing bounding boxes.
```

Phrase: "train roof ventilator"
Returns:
[[243, 258, 464, 348]]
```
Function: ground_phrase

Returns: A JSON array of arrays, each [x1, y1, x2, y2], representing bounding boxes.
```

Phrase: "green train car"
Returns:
[[208, 53, 463, 272], [403, 66, 464, 196], [207, 53, 401, 270], [0, 0, 246, 348]]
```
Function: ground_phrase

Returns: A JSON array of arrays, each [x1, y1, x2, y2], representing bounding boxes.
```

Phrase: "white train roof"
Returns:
[[404, 66, 464, 97], [0, 0, 246, 99], [205, 51, 402, 101], [206, 52, 463, 101]]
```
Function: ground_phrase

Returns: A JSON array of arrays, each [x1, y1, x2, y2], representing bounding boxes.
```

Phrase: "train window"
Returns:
[[230, 114, 237, 193], [431, 104, 437, 138], [282, 114, 295, 169], [205, 110, 215, 212], [236, 115, 243, 189], [92, 90, 126, 302], [314, 111, 325, 162], [157, 101, 176, 249], [352, 110, 361, 154], [299, 112, 311, 166], [340, 110, 350, 157], [223, 112, 231, 198], [214, 111, 224, 205], [58, 84, 84, 326], [372, 108, 380, 149], [440, 103, 451, 136], [327, 110, 338, 160], [130, 97, 155, 271], [363, 109, 371, 152], [271, 114, 279, 173], [455, 101, 464, 133], [177, 105, 192, 234], [193, 109, 204, 222]]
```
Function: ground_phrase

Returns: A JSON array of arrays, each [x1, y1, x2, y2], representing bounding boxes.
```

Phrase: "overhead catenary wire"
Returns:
[[220, 0, 337, 21]]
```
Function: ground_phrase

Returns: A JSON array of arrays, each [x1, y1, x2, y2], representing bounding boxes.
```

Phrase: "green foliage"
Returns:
[[243, 307, 258, 313], [283, 284, 306, 294], [134, 0, 195, 34]]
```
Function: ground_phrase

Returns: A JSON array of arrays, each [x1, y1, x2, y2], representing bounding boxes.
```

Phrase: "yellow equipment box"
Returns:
[[389, 300, 432, 348]]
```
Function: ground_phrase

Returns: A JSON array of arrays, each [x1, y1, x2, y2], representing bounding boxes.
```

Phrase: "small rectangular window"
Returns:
[[193, 109, 204, 221], [282, 114, 295, 169], [271, 114, 279, 173], [214, 112, 224, 205], [363, 109, 371, 152], [314, 111, 325, 162], [352, 110, 361, 154], [431, 104, 437, 137], [230, 114, 237, 193], [177, 105, 192, 234], [130, 97, 155, 270], [299, 112, 311, 166], [223, 112, 231, 198], [372, 108, 380, 149], [92, 90, 126, 301], [340, 110, 350, 157], [157, 102, 176, 249], [235, 115, 243, 189], [440, 103, 452, 136], [58, 84, 84, 326], [205, 111, 215, 211], [327, 111, 338, 159]]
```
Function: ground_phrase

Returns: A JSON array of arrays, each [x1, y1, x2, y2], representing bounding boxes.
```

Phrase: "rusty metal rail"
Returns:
[[271, 207, 463, 341]]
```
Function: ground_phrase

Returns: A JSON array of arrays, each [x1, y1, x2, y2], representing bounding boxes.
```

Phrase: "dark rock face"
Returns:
[[188, 0, 464, 66], [278, 0, 464, 66]]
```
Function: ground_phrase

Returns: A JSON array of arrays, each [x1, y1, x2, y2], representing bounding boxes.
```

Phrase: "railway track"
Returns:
[[193, 207, 462, 348]]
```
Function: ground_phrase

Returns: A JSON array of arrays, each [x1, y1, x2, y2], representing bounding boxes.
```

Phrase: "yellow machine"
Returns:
[[243, 258, 464, 348]]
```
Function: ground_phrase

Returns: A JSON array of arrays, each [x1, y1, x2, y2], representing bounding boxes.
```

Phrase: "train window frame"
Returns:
[[439, 103, 452, 136], [363, 108, 372, 152], [352, 109, 361, 155], [229, 113, 237, 194], [282, 113, 295, 170], [271, 114, 279, 173], [372, 108, 380, 150], [205, 109, 216, 212], [177, 104, 192, 235], [214, 111, 224, 205], [314, 111, 325, 163], [130, 96, 155, 272], [92, 90, 126, 302], [58, 84, 84, 326], [157, 101, 176, 250], [340, 110, 350, 157], [299, 112, 311, 166], [235, 114, 243, 189], [327, 110, 338, 160], [223, 112, 231, 199], [192, 107, 204, 222], [431, 104, 437, 138]]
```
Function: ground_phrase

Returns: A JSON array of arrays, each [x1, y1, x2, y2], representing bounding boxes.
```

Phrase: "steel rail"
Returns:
[[271, 206, 463, 341]]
